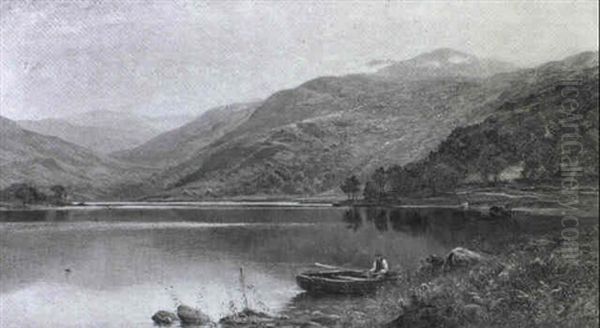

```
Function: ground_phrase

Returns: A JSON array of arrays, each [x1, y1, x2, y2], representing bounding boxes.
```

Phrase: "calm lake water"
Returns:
[[0, 205, 593, 327]]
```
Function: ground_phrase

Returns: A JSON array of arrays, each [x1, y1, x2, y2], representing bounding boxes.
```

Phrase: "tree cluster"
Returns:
[[0, 183, 68, 205], [340, 175, 361, 201]]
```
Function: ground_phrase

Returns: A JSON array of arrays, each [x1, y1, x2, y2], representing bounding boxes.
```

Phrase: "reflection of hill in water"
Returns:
[[343, 207, 568, 253], [0, 209, 70, 222]]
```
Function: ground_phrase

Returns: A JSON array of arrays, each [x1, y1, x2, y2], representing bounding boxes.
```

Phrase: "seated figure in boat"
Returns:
[[368, 253, 389, 278]]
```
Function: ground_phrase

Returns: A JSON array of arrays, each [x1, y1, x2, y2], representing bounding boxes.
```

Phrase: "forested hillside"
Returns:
[[361, 51, 599, 199]]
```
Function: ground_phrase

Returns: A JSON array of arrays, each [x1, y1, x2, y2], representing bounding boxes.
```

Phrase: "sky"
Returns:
[[1, 0, 598, 120]]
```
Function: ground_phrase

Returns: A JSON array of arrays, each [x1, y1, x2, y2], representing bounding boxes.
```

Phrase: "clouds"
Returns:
[[1, 1, 598, 120]]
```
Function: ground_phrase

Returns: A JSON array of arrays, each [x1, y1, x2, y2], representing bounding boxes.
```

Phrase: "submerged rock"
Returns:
[[152, 310, 178, 325], [177, 305, 211, 325]]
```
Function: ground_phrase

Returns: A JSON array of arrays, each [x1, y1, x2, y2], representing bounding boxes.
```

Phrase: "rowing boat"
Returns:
[[296, 270, 399, 295]]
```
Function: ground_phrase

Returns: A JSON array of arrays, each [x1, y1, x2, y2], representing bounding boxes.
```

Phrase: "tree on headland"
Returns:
[[424, 163, 461, 196], [477, 144, 507, 185], [387, 164, 423, 197], [340, 175, 361, 201], [50, 185, 68, 205], [387, 165, 407, 196], [11, 183, 45, 206], [372, 167, 388, 201], [363, 180, 379, 202]]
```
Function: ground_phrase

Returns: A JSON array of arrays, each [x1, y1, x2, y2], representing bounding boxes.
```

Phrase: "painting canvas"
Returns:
[[0, 1, 598, 327]]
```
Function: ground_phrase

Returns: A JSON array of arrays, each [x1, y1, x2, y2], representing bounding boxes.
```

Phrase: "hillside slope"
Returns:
[[378, 51, 599, 197], [113, 102, 260, 167], [18, 118, 153, 154], [0, 116, 152, 199], [166, 78, 492, 194]]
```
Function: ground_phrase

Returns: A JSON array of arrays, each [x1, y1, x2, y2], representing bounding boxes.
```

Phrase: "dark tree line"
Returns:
[[0, 183, 68, 206], [363, 163, 461, 201]]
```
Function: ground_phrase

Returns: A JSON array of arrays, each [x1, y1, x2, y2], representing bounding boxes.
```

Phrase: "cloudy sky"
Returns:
[[1, 0, 598, 120]]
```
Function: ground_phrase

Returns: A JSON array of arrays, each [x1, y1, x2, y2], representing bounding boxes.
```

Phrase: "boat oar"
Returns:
[[314, 262, 341, 270], [314, 262, 366, 272], [314, 262, 400, 278]]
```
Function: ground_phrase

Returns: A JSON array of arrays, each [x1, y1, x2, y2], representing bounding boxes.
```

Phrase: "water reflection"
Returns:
[[342, 208, 362, 231], [0, 209, 70, 222], [341, 206, 562, 254], [0, 206, 587, 327]]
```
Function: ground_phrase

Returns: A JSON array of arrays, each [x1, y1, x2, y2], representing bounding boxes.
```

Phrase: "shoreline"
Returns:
[[2, 187, 597, 217], [1, 202, 597, 219]]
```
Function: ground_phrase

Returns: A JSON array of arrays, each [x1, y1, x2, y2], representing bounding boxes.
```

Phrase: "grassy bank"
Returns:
[[338, 225, 599, 328]]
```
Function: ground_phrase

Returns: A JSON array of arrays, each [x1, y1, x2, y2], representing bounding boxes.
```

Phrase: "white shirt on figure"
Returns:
[[370, 258, 389, 273]]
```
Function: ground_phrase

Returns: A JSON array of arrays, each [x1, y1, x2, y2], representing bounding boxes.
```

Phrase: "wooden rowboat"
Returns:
[[296, 270, 399, 295]]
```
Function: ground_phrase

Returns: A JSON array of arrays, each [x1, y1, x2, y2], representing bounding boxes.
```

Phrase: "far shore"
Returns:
[[1, 188, 597, 218]]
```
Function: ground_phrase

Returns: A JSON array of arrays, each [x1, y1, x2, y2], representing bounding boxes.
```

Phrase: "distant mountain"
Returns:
[[17, 118, 152, 154], [126, 50, 597, 200], [62, 109, 159, 134], [143, 114, 196, 133], [366, 59, 395, 67], [0, 116, 152, 199], [113, 102, 260, 167], [376, 48, 517, 80], [18, 110, 194, 153]]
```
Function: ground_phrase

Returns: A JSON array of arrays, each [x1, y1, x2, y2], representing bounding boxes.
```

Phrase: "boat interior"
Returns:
[[305, 270, 371, 281]]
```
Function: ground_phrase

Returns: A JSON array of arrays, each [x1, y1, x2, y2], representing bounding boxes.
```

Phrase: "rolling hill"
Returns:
[[0, 116, 153, 199], [18, 110, 193, 153]]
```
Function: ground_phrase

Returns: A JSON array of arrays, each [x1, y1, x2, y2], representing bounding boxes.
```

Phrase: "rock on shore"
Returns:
[[418, 247, 489, 274], [444, 247, 485, 269], [177, 305, 212, 325], [151, 310, 178, 325]]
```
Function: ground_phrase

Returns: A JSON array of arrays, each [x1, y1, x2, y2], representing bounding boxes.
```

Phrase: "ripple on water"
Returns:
[[0, 221, 318, 233]]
